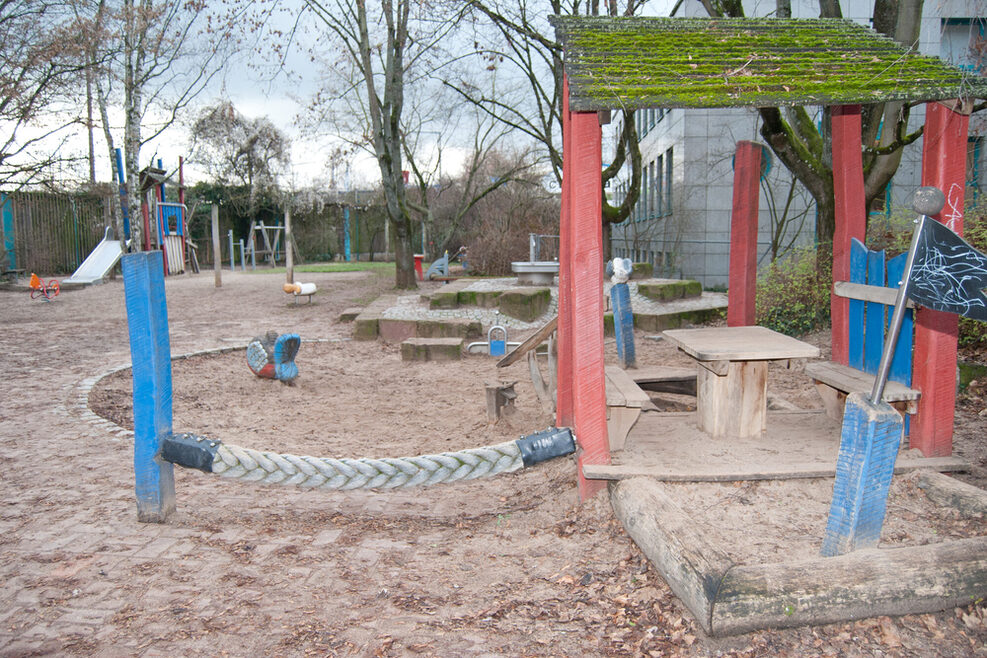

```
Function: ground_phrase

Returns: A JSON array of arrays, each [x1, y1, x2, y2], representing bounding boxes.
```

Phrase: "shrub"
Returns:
[[869, 195, 987, 352], [756, 244, 832, 337]]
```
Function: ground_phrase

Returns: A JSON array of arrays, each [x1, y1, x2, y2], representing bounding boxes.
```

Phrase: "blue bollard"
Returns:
[[122, 251, 176, 523]]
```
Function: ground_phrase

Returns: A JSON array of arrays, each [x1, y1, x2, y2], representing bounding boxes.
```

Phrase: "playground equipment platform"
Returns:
[[585, 408, 967, 483]]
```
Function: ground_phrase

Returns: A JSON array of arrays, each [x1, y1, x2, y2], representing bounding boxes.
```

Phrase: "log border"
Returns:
[[609, 476, 987, 636]]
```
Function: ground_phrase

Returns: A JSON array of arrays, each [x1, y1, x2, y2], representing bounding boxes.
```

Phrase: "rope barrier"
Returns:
[[161, 427, 576, 491]]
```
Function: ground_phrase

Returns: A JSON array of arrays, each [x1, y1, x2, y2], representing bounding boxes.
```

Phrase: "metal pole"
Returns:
[[870, 215, 926, 404], [239, 239, 246, 272], [211, 205, 221, 288], [285, 206, 294, 284], [228, 230, 234, 271]]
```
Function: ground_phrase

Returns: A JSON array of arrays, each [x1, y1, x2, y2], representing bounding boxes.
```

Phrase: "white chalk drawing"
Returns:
[[908, 217, 987, 321], [943, 182, 963, 231]]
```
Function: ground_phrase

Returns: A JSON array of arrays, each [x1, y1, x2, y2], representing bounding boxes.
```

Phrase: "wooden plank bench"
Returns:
[[807, 238, 920, 423], [605, 365, 653, 451]]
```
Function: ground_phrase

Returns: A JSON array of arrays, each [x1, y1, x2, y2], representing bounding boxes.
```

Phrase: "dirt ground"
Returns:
[[1, 268, 985, 656]]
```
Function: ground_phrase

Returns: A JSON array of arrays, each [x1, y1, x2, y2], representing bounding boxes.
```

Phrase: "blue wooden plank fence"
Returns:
[[847, 238, 914, 387]]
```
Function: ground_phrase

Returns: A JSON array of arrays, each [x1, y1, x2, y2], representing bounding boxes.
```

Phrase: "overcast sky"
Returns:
[[90, 1, 680, 192]]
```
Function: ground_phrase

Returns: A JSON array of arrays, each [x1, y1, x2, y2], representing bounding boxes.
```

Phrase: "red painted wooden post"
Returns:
[[911, 100, 970, 456], [727, 141, 761, 327], [556, 76, 574, 428], [830, 105, 868, 366], [558, 94, 610, 500]]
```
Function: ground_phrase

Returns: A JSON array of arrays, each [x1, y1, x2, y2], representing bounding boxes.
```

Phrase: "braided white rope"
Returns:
[[211, 441, 524, 490]]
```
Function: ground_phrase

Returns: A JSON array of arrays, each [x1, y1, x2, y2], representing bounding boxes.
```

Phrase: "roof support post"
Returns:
[[559, 73, 609, 500], [556, 76, 574, 429], [911, 100, 970, 456], [727, 141, 762, 327], [830, 105, 868, 365]]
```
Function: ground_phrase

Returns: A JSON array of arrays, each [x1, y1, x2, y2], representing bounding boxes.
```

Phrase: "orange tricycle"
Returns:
[[29, 273, 60, 300]]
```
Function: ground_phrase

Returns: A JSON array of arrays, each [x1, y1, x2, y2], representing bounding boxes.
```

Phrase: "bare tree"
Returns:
[[402, 96, 543, 259], [453, 0, 649, 256], [0, 0, 89, 187], [303, 0, 463, 289], [190, 100, 290, 221], [78, 0, 245, 249]]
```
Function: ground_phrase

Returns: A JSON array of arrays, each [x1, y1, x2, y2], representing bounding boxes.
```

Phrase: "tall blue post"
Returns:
[[115, 148, 131, 240], [612, 282, 636, 368], [344, 206, 351, 262], [122, 251, 176, 523]]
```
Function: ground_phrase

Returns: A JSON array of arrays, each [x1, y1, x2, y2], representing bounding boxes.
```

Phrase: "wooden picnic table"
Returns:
[[662, 326, 820, 438]]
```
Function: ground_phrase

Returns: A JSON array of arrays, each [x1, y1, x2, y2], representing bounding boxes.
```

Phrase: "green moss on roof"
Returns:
[[550, 16, 987, 110]]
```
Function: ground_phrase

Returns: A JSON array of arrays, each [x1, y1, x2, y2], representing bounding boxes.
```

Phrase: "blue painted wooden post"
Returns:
[[822, 392, 903, 556], [612, 282, 635, 369], [886, 253, 914, 387], [864, 248, 886, 373], [122, 251, 176, 523], [848, 239, 867, 369]]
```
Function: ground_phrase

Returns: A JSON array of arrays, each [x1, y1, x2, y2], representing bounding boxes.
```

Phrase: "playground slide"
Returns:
[[63, 227, 124, 284]]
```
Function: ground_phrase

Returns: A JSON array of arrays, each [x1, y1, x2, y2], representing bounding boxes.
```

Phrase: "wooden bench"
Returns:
[[806, 238, 920, 423], [605, 365, 653, 451], [2, 268, 24, 283]]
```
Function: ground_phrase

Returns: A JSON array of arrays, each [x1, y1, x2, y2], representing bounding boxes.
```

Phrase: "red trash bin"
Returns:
[[414, 254, 424, 280]]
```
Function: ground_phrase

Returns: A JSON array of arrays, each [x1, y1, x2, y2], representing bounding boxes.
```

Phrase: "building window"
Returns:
[[654, 154, 663, 216], [668, 150, 674, 213], [941, 18, 986, 73], [970, 136, 983, 198]]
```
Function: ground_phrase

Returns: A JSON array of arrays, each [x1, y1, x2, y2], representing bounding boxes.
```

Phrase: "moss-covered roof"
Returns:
[[551, 16, 987, 110]]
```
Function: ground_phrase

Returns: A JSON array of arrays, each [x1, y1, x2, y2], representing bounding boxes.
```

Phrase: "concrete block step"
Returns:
[[401, 337, 464, 362]]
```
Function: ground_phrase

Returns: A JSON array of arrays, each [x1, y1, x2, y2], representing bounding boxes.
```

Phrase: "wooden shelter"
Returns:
[[550, 16, 987, 498]]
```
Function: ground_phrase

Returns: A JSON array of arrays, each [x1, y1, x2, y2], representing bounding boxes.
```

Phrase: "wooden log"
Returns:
[[916, 470, 987, 515], [713, 536, 987, 636], [609, 478, 733, 634]]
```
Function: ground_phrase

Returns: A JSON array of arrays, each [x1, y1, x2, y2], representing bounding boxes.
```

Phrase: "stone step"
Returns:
[[338, 307, 362, 322], [604, 292, 727, 335], [636, 278, 703, 302], [378, 317, 482, 343], [497, 287, 551, 322], [401, 337, 464, 362]]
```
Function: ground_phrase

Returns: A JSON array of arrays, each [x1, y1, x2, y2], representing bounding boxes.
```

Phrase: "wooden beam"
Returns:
[[570, 103, 609, 500], [911, 100, 969, 457], [557, 75, 574, 429], [831, 105, 867, 366], [582, 455, 968, 481], [727, 141, 760, 327], [496, 315, 557, 368], [833, 281, 915, 307]]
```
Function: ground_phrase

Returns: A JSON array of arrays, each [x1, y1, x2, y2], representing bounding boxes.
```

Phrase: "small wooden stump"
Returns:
[[486, 381, 518, 422]]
